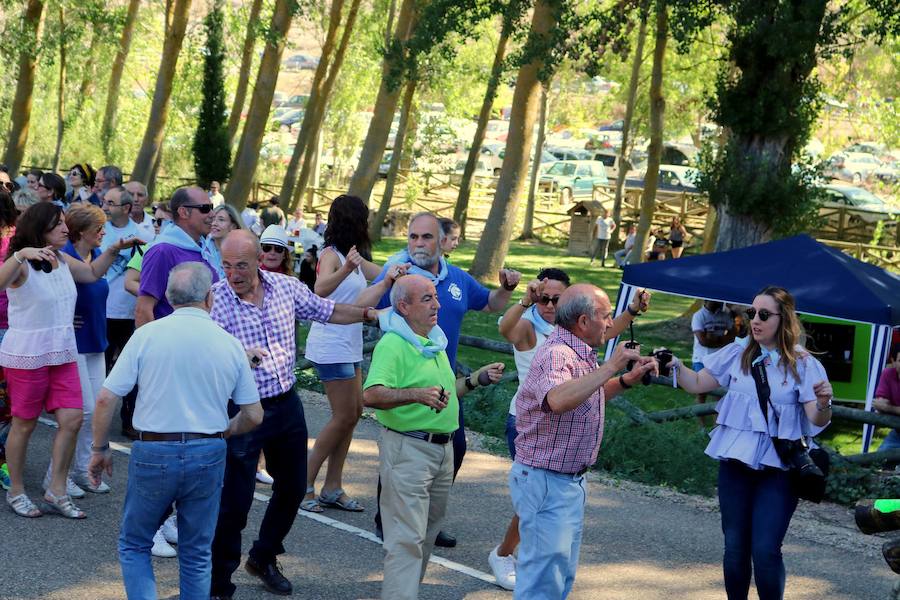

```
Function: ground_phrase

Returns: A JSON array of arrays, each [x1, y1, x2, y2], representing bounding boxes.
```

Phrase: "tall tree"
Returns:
[[52, 4, 68, 172], [226, 0, 264, 147], [469, 0, 558, 280], [628, 1, 666, 264], [3, 0, 45, 175], [346, 0, 417, 203], [193, 0, 232, 188], [611, 6, 647, 241], [101, 0, 141, 160], [224, 0, 300, 209], [520, 84, 548, 239], [131, 0, 193, 184]]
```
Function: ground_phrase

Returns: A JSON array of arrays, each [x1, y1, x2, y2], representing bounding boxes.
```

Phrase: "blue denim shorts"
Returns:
[[310, 360, 360, 382]]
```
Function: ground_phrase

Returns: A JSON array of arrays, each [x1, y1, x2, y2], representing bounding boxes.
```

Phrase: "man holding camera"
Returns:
[[364, 274, 503, 600], [691, 300, 735, 417], [511, 284, 658, 599]]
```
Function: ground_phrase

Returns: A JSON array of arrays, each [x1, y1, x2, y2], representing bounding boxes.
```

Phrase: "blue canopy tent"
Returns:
[[603, 234, 900, 452]]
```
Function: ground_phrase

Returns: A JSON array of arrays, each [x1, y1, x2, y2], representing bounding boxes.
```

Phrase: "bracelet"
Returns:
[[464, 375, 476, 390], [12, 251, 23, 265], [363, 307, 375, 321], [816, 397, 833, 412], [618, 374, 631, 389], [502, 281, 517, 291], [91, 442, 110, 452], [626, 305, 640, 317], [518, 298, 532, 308]]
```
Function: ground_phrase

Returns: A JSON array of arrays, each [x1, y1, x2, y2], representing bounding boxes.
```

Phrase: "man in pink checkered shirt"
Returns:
[[511, 283, 658, 599]]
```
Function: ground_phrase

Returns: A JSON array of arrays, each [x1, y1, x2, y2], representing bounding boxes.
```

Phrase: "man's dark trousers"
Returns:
[[209, 388, 308, 597]]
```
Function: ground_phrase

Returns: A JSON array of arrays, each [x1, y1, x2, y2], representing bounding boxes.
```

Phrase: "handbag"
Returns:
[[750, 356, 829, 503]]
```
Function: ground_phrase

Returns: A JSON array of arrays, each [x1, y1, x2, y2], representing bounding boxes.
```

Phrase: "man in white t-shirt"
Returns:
[[209, 181, 225, 207], [691, 300, 735, 417], [613, 224, 636, 268], [589, 207, 616, 267], [125, 180, 155, 243]]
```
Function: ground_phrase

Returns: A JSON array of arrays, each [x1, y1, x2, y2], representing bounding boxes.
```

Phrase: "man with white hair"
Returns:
[[364, 274, 503, 600], [125, 180, 155, 242], [88, 262, 263, 600]]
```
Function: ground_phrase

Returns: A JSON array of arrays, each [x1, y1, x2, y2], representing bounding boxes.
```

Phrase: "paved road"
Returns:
[[1, 389, 896, 599]]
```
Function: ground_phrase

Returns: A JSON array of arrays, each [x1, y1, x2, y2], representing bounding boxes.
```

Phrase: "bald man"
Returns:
[[511, 284, 657, 599], [208, 230, 379, 599]]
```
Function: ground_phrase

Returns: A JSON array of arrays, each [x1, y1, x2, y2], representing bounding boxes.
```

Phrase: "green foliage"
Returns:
[[825, 459, 900, 506], [193, 0, 232, 187]]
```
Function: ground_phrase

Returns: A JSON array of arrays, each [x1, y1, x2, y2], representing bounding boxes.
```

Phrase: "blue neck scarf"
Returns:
[[201, 237, 224, 278], [156, 223, 203, 252], [384, 249, 448, 284], [378, 308, 448, 358], [737, 336, 782, 367], [521, 304, 554, 337]]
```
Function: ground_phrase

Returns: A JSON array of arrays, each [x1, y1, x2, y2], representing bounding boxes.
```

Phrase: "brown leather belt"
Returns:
[[137, 431, 225, 442]]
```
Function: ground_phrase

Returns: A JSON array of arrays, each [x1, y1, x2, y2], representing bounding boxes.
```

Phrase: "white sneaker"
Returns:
[[488, 545, 516, 591], [162, 514, 178, 545], [256, 469, 274, 485], [71, 472, 111, 494], [43, 475, 85, 499], [151, 528, 177, 558]]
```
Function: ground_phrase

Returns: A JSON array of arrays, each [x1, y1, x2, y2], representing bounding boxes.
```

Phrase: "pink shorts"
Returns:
[[6, 362, 83, 420]]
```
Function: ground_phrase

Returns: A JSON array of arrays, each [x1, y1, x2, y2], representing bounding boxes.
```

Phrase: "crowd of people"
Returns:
[[594, 212, 691, 268], [0, 161, 838, 600]]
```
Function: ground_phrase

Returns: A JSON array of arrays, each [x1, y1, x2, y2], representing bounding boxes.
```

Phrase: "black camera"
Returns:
[[625, 345, 674, 385], [771, 437, 824, 478]]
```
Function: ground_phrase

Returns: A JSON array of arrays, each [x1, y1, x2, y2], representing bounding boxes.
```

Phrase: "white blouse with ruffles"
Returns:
[[702, 341, 830, 470]]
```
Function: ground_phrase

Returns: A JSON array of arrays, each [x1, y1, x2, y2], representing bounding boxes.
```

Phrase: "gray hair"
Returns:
[[408, 211, 446, 245], [555, 293, 596, 331], [98, 165, 123, 187], [165, 262, 212, 307], [126, 180, 148, 196], [112, 186, 134, 206], [389, 276, 412, 309]]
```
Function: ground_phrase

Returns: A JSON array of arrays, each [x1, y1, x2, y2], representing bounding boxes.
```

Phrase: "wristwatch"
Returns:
[[464, 375, 477, 390], [518, 298, 532, 309], [817, 396, 833, 412], [626, 305, 640, 317], [91, 442, 110, 452]]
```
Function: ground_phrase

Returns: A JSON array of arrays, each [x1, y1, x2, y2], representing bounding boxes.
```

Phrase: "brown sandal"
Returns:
[[7, 492, 42, 518]]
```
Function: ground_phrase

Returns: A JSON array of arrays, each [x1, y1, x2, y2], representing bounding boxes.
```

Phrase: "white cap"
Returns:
[[260, 225, 289, 249]]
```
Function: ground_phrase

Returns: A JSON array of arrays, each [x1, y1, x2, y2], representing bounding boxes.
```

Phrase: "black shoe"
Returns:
[[375, 524, 383, 541], [245, 557, 292, 595], [434, 530, 457, 548]]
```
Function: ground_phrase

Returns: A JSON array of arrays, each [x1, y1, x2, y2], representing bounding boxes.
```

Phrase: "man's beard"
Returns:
[[410, 248, 438, 269]]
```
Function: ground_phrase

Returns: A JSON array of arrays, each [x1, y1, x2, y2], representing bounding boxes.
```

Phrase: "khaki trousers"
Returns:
[[379, 428, 454, 600]]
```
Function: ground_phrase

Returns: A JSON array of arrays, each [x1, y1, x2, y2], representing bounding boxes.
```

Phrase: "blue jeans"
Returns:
[[718, 460, 798, 600], [878, 429, 900, 452], [509, 462, 587, 599], [119, 438, 226, 600], [505, 413, 518, 460]]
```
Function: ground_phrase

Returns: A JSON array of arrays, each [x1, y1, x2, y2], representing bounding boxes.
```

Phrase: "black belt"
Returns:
[[138, 431, 225, 442], [386, 427, 454, 445]]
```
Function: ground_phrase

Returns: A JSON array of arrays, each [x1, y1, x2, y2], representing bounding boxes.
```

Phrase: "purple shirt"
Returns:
[[210, 269, 335, 399], [138, 243, 219, 319], [515, 326, 604, 474], [877, 367, 900, 406]]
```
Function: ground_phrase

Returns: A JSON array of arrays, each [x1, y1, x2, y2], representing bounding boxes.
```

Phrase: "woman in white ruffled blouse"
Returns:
[[673, 286, 833, 600]]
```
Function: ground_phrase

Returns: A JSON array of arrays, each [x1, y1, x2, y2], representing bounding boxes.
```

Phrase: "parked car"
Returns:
[[377, 151, 418, 178], [277, 94, 309, 110], [821, 184, 897, 223], [590, 150, 636, 181], [484, 119, 509, 141], [283, 54, 319, 71], [450, 159, 496, 186], [271, 91, 287, 107], [539, 160, 609, 203], [270, 108, 304, 131], [545, 146, 593, 161], [626, 165, 699, 193], [824, 152, 885, 184]]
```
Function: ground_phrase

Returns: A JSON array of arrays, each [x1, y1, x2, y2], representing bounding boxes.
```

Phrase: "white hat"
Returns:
[[260, 225, 289, 249]]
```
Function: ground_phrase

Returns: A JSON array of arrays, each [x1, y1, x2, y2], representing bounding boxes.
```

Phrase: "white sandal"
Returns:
[[42, 490, 86, 519], [7, 492, 42, 518]]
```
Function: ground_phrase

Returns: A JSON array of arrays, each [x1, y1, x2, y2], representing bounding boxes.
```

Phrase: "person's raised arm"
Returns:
[[498, 279, 542, 350], [0, 247, 36, 290], [64, 237, 144, 283], [355, 263, 408, 308], [607, 289, 651, 340], [804, 380, 833, 428], [545, 341, 638, 414], [314, 247, 354, 297], [670, 356, 722, 394], [485, 268, 522, 312], [455, 362, 505, 398]]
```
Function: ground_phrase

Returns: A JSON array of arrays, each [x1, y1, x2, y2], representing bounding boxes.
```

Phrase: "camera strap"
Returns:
[[750, 350, 779, 429]]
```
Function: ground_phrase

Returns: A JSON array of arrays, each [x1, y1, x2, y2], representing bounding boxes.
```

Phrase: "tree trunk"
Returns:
[[52, 4, 67, 172], [453, 18, 511, 238], [287, 0, 362, 211], [130, 0, 193, 184], [520, 84, 548, 239], [384, 0, 397, 47], [3, 0, 45, 175], [714, 193, 771, 250], [469, 0, 557, 281], [370, 77, 416, 241], [611, 10, 647, 248], [279, 0, 344, 207], [75, 31, 98, 115], [147, 140, 165, 200], [226, 0, 264, 148], [346, 0, 417, 204], [224, 0, 296, 209], [101, 0, 141, 161], [627, 1, 667, 265]]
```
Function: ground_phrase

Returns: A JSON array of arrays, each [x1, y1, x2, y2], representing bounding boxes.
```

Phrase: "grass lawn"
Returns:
[[297, 236, 885, 468]]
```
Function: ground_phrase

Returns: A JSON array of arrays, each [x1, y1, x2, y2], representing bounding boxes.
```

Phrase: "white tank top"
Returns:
[[508, 327, 548, 416], [0, 259, 78, 369], [304, 248, 367, 364]]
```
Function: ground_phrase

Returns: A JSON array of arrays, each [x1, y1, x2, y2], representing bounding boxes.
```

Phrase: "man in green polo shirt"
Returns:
[[364, 274, 502, 600]]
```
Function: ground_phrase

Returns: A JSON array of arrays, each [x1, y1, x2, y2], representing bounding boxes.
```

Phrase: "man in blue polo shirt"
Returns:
[[371, 211, 521, 546]]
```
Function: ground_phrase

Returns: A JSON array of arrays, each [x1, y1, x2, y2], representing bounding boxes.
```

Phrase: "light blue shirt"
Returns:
[[103, 307, 260, 433], [101, 219, 141, 319]]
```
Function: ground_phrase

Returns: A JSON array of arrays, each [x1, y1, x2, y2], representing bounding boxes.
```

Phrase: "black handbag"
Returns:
[[750, 357, 829, 503]]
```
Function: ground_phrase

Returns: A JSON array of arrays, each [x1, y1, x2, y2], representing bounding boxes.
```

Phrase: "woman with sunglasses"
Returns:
[[0, 203, 138, 519], [259, 225, 294, 275], [203, 204, 247, 278], [671, 286, 833, 600], [35, 173, 67, 208], [64, 164, 96, 206], [302, 194, 404, 513]]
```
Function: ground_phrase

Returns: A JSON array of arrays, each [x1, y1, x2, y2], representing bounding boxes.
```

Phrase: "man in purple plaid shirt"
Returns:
[[511, 284, 657, 599], [208, 230, 380, 600]]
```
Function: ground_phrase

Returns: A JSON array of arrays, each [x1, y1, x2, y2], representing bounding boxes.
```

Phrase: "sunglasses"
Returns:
[[153, 218, 168, 226], [0, 181, 14, 191], [261, 244, 286, 254], [183, 203, 214, 214], [746, 308, 781, 322], [538, 295, 561, 306]]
